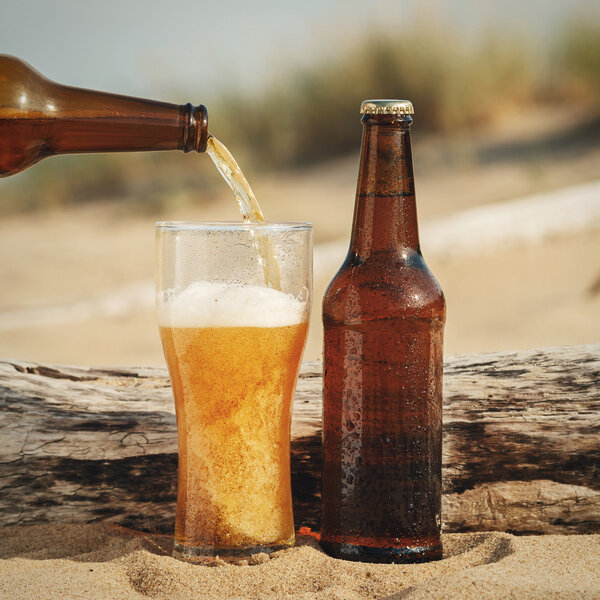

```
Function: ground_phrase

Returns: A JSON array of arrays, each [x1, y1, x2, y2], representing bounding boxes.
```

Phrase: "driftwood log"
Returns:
[[1, 344, 598, 535]]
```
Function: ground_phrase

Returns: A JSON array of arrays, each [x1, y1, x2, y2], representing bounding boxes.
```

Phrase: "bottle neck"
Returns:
[[0, 55, 211, 176], [42, 83, 210, 154], [349, 114, 419, 260]]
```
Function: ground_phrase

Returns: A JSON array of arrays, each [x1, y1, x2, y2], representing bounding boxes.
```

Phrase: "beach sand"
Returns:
[[0, 525, 598, 599]]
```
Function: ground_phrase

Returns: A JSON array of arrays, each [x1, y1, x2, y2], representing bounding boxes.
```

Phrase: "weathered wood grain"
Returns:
[[1, 344, 598, 534]]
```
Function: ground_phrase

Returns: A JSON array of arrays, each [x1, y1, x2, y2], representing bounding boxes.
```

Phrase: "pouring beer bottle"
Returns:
[[0, 55, 208, 177], [321, 99, 445, 563]]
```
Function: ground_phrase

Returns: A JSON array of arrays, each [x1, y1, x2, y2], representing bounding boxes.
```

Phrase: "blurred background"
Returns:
[[1, 0, 599, 365]]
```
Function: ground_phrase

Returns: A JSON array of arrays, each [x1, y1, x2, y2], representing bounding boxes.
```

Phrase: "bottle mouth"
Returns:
[[181, 103, 209, 153], [196, 104, 209, 152]]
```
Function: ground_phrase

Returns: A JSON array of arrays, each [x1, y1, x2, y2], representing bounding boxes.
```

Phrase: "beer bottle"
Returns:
[[321, 99, 445, 563], [0, 55, 208, 177]]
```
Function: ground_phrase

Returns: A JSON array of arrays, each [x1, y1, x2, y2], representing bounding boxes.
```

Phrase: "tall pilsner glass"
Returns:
[[156, 222, 312, 562]]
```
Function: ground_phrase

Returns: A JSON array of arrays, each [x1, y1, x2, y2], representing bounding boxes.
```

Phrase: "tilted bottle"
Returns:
[[0, 55, 208, 177], [321, 99, 445, 563]]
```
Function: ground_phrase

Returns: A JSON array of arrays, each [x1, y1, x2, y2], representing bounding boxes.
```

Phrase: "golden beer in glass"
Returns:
[[156, 222, 312, 562]]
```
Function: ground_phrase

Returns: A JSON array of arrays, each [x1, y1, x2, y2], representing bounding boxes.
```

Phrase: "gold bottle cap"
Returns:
[[360, 99, 414, 115]]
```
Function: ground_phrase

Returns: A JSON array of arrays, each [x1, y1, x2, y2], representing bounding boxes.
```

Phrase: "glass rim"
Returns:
[[156, 220, 312, 231]]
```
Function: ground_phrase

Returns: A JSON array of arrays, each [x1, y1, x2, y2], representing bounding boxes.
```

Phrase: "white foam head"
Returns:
[[157, 281, 307, 328]]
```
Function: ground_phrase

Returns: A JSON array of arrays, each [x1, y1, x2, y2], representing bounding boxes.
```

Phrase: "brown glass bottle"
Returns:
[[0, 55, 208, 177], [321, 100, 445, 563]]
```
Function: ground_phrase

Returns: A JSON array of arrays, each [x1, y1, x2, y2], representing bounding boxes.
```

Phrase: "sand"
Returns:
[[0, 524, 598, 599]]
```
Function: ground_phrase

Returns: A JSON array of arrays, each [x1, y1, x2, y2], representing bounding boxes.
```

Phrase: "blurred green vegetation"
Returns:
[[554, 19, 600, 98], [212, 21, 538, 168], [1, 15, 599, 213], [213, 15, 600, 168]]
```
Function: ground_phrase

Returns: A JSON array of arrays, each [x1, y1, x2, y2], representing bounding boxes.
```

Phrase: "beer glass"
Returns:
[[156, 222, 312, 562]]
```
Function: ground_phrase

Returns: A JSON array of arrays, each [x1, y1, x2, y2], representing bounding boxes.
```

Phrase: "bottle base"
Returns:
[[172, 536, 295, 564], [319, 538, 442, 564]]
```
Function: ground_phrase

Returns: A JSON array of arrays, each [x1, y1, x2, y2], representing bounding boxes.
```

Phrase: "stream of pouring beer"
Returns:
[[206, 136, 282, 290]]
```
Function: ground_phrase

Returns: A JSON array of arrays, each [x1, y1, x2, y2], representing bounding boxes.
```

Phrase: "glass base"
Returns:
[[173, 536, 295, 564], [319, 539, 443, 564]]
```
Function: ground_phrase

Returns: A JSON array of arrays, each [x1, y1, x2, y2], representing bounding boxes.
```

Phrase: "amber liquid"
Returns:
[[206, 136, 282, 290], [321, 314, 443, 562], [159, 322, 307, 560]]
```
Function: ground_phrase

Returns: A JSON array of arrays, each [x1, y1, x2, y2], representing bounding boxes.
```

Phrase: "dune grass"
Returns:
[[212, 20, 539, 169], [554, 19, 600, 99]]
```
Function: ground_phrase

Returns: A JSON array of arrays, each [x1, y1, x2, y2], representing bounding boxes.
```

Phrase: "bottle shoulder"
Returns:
[[323, 250, 445, 323]]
